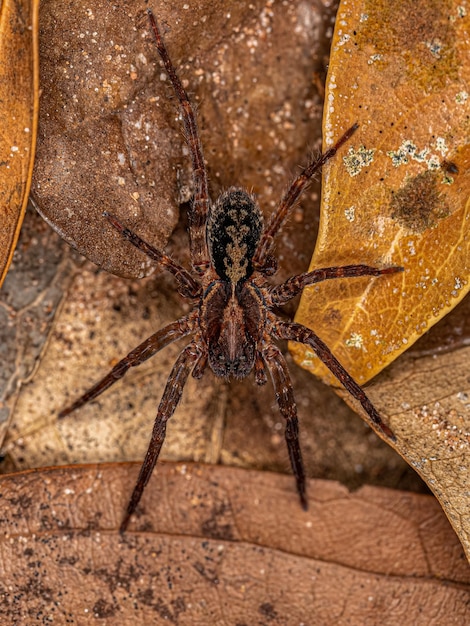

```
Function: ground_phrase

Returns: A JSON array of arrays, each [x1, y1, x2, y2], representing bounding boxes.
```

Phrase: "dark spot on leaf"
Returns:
[[193, 561, 219, 585], [259, 602, 278, 620], [390, 171, 450, 232], [93, 598, 116, 618], [200, 501, 235, 540]]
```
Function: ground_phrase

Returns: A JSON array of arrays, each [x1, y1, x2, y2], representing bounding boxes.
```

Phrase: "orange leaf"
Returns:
[[0, 0, 39, 287], [291, 0, 470, 385]]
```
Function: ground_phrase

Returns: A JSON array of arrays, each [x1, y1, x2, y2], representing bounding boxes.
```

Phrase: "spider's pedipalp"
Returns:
[[59, 316, 194, 419], [271, 264, 404, 306], [254, 352, 268, 386], [120, 341, 201, 533], [262, 344, 307, 509], [275, 321, 396, 441], [147, 10, 210, 274]]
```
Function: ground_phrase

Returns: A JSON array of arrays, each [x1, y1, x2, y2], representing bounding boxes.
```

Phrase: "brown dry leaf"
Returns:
[[0, 0, 39, 287], [1, 463, 468, 624], [356, 290, 470, 562], [291, 0, 470, 385], [33, 0, 336, 279]]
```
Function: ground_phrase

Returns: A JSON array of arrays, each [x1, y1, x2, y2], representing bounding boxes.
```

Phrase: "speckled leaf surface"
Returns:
[[32, 0, 338, 279], [0, 463, 468, 624], [291, 0, 470, 385], [355, 291, 470, 563], [0, 0, 39, 287]]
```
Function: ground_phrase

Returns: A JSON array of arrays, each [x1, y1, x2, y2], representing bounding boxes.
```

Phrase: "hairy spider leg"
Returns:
[[103, 212, 200, 298], [59, 317, 194, 418], [275, 321, 396, 440], [262, 344, 307, 509], [254, 123, 359, 267], [147, 10, 210, 274], [271, 264, 404, 306], [120, 342, 201, 532]]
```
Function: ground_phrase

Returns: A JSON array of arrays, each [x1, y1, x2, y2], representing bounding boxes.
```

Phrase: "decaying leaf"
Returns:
[[355, 290, 470, 562], [291, 0, 470, 385], [0, 206, 76, 447], [0, 463, 468, 624], [32, 0, 336, 279], [0, 0, 39, 287]]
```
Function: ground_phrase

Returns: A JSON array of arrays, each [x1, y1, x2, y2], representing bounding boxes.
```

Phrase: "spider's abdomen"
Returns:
[[207, 188, 263, 285]]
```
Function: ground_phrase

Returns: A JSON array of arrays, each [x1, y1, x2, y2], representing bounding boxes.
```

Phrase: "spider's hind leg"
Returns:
[[59, 316, 194, 418], [120, 342, 201, 532], [254, 124, 359, 267], [146, 10, 210, 274], [275, 321, 395, 441], [262, 344, 307, 510]]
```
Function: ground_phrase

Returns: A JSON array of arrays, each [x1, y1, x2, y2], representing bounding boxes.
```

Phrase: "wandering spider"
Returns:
[[60, 10, 402, 532]]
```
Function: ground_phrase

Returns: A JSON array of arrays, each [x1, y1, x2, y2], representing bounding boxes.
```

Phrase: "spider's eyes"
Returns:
[[217, 354, 247, 362]]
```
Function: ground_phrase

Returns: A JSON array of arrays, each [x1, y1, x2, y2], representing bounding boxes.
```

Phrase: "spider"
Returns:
[[60, 10, 402, 533]]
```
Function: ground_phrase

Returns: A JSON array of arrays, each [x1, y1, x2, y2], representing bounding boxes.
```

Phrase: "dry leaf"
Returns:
[[32, 0, 336, 279], [291, 0, 470, 385], [0, 0, 39, 287], [0, 463, 468, 624], [357, 291, 470, 562], [0, 206, 75, 446]]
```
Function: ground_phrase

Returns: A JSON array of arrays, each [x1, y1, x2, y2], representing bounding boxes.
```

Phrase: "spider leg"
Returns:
[[271, 264, 404, 306], [262, 344, 307, 509], [59, 316, 194, 418], [104, 212, 200, 298], [274, 321, 396, 441], [120, 342, 200, 532], [254, 124, 358, 267], [147, 10, 210, 275]]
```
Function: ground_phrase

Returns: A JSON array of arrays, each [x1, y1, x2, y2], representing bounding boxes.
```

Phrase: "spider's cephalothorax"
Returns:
[[60, 10, 403, 532], [204, 187, 264, 379]]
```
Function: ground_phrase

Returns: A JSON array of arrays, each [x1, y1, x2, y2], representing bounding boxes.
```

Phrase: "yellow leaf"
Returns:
[[0, 0, 39, 287], [291, 0, 470, 385]]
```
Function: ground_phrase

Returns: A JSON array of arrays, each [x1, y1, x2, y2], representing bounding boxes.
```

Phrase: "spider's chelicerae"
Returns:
[[60, 10, 402, 532]]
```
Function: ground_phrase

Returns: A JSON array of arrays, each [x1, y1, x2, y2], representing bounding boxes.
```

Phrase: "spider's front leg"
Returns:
[[120, 342, 201, 532], [270, 264, 404, 306], [262, 344, 307, 509], [274, 321, 395, 440], [147, 10, 210, 273]]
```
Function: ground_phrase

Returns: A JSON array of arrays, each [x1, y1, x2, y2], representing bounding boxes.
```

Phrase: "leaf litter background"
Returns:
[[1, 0, 470, 622]]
